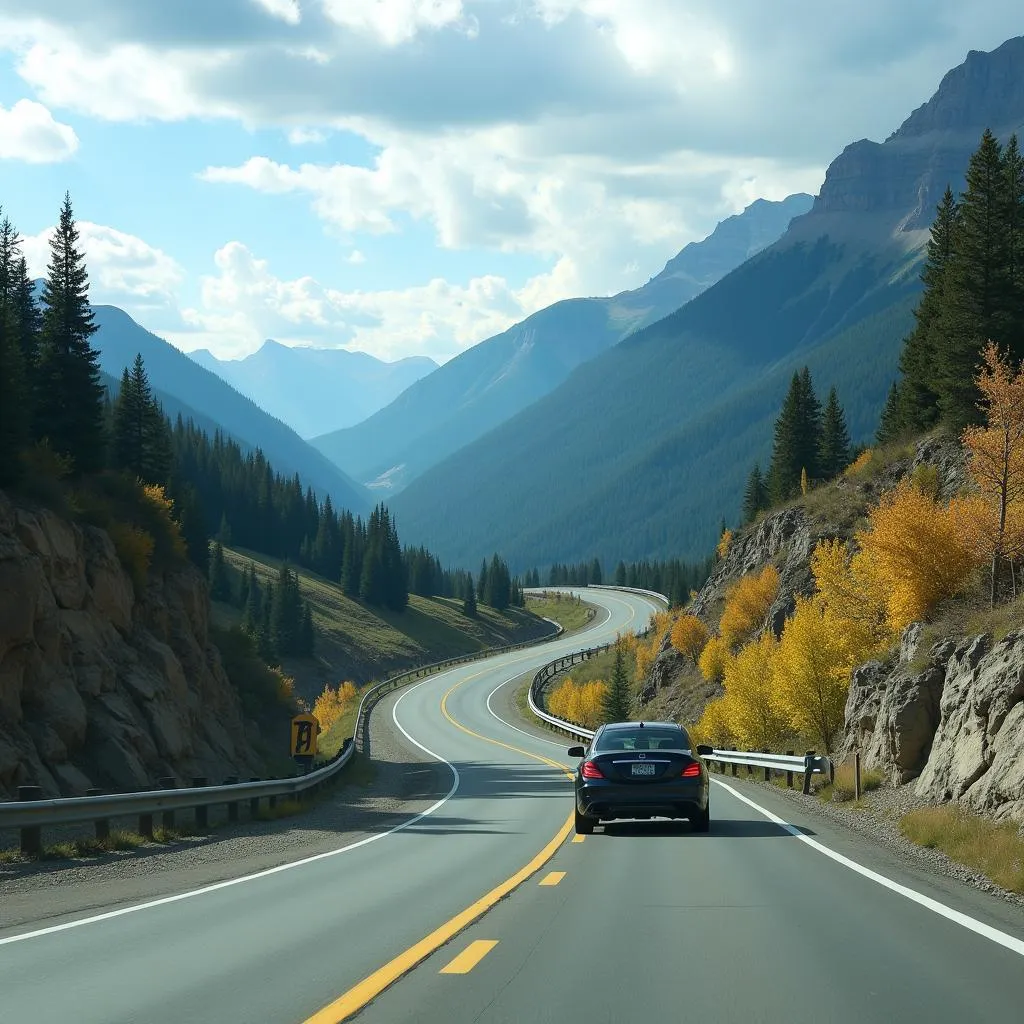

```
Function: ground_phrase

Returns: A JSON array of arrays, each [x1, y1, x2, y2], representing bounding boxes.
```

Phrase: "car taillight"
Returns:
[[681, 762, 701, 778], [581, 760, 604, 780]]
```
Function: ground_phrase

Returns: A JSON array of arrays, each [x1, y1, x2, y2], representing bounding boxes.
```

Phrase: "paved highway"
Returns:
[[0, 588, 660, 1024], [3, 585, 1024, 1023]]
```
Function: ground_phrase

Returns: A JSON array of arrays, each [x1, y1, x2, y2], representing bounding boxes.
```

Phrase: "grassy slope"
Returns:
[[216, 546, 552, 703], [524, 593, 598, 634]]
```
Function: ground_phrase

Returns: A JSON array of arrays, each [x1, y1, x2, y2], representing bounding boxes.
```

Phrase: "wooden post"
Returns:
[[18, 786, 42, 857], [193, 778, 208, 829], [87, 788, 109, 840], [762, 750, 770, 782], [249, 778, 260, 817], [159, 777, 176, 830], [802, 751, 814, 795], [786, 751, 794, 789], [854, 751, 862, 802], [224, 777, 239, 822]]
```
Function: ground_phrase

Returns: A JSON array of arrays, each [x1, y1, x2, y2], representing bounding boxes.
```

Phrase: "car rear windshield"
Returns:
[[594, 728, 690, 752]]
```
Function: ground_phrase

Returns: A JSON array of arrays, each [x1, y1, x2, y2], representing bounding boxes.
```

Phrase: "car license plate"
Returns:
[[631, 763, 656, 776]]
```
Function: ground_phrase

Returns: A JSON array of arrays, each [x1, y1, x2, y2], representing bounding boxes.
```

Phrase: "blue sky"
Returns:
[[0, 1, 1020, 363]]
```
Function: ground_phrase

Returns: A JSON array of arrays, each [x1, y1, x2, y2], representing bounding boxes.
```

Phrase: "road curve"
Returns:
[[0, 587, 660, 1024]]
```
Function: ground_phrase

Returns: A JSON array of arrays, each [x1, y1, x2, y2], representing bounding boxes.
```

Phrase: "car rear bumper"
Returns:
[[577, 779, 707, 821]]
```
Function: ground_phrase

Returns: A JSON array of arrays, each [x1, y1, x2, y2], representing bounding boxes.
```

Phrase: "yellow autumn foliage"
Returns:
[[717, 528, 734, 559], [858, 481, 980, 631], [719, 631, 790, 750], [670, 615, 709, 665], [691, 698, 735, 749], [844, 449, 873, 477], [773, 596, 854, 754], [312, 681, 358, 733], [547, 677, 608, 729], [697, 635, 731, 683], [719, 564, 780, 649]]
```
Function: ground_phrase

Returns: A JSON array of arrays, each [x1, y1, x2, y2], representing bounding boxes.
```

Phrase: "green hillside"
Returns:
[[216, 546, 553, 703]]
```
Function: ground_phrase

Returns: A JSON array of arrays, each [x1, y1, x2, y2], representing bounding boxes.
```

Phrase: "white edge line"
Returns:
[[0, 677, 461, 948], [711, 778, 1024, 958], [0, 590, 649, 948]]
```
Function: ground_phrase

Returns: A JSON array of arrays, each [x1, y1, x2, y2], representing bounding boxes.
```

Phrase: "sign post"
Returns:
[[290, 712, 320, 774]]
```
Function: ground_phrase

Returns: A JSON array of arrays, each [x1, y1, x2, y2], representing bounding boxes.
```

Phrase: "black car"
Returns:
[[568, 721, 712, 834]]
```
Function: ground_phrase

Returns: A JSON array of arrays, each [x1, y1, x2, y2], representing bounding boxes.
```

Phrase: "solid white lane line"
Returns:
[[0, 675, 462, 948], [712, 779, 1024, 958]]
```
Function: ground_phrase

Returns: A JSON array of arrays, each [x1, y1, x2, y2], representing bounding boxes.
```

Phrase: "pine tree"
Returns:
[[742, 464, 768, 523], [463, 576, 477, 618], [818, 386, 851, 479], [169, 479, 208, 572], [258, 582, 276, 661], [614, 561, 627, 586], [36, 193, 106, 474], [0, 214, 28, 485], [478, 559, 489, 606], [601, 646, 631, 723], [1001, 134, 1024, 348], [209, 540, 232, 601], [589, 558, 602, 585], [299, 602, 315, 657], [937, 130, 1011, 427], [111, 354, 171, 484]]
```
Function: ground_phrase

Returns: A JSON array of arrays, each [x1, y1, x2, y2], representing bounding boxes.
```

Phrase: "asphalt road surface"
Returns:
[[3, 586, 1024, 1024]]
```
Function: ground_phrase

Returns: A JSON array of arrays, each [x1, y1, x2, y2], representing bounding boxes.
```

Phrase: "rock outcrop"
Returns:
[[0, 490, 265, 799]]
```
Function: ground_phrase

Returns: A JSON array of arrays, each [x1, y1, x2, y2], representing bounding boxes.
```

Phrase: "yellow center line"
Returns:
[[539, 871, 565, 887], [439, 940, 499, 975], [302, 651, 580, 1023]]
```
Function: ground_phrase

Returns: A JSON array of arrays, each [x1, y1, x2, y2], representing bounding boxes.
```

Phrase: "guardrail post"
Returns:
[[731, 762, 737, 777], [854, 751, 862, 802], [802, 752, 814, 795], [249, 778, 260, 817], [192, 778, 208, 829], [268, 793, 277, 811], [224, 777, 239, 821], [828, 758, 835, 786], [86, 787, 109, 840], [139, 811, 153, 838], [745, 752, 752, 777], [18, 786, 42, 856], [159, 777, 176, 830], [762, 750, 770, 782], [786, 752, 794, 789]]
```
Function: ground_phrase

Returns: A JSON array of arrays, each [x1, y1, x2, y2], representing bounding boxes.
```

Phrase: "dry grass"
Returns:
[[900, 805, 1024, 894], [525, 593, 597, 634], [219, 546, 546, 701], [909, 588, 1024, 672], [818, 762, 883, 804]]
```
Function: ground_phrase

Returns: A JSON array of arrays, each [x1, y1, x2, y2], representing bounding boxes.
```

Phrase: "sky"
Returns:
[[0, 2, 1020, 365]]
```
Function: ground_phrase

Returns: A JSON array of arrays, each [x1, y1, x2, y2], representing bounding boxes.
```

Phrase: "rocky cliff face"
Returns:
[[0, 491, 265, 799], [847, 629, 1024, 823], [795, 35, 1024, 235]]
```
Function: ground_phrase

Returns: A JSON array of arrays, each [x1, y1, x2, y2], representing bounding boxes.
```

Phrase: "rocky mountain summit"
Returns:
[[0, 491, 265, 799]]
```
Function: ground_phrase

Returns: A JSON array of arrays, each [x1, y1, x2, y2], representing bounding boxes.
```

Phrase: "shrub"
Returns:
[[107, 521, 155, 591], [670, 615, 710, 665], [698, 636, 731, 683], [719, 564, 780, 649], [719, 631, 791, 750], [212, 625, 300, 719], [844, 449, 873, 477], [313, 681, 359, 733]]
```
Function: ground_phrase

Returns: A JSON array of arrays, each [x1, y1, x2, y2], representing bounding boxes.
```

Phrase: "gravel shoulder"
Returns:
[[0, 689, 449, 934]]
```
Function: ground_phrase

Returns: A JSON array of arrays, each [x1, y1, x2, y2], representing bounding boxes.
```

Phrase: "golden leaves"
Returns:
[[719, 564, 780, 649], [670, 614, 710, 665], [313, 680, 358, 733], [548, 678, 608, 729]]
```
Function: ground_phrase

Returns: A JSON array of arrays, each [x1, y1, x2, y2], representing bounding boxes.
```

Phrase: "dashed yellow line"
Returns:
[[440, 940, 499, 975], [539, 871, 565, 887]]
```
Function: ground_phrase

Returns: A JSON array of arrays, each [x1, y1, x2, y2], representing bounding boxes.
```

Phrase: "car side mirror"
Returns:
[[567, 745, 585, 758], [696, 744, 714, 757]]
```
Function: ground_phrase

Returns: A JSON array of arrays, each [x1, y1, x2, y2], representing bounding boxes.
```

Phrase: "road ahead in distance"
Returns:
[[3, 585, 1023, 1024]]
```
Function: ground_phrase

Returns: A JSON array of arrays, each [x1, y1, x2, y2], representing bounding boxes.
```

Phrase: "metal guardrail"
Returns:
[[526, 623, 834, 797], [588, 584, 670, 606], [1, 617, 565, 854]]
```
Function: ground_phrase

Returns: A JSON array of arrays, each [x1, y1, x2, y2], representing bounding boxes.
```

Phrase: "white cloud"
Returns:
[[23, 221, 185, 313], [346, 249, 366, 264], [287, 126, 325, 144], [0, 98, 77, 162], [251, 0, 301, 26], [321, 0, 472, 46], [164, 240, 571, 362]]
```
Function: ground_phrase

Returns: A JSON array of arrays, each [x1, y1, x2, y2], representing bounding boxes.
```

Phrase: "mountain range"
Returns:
[[387, 35, 1024, 570], [84, 303, 369, 513], [311, 193, 813, 492], [188, 342, 437, 438]]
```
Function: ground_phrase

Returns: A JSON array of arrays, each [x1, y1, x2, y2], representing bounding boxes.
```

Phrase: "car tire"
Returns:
[[575, 808, 596, 835], [692, 803, 710, 833]]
